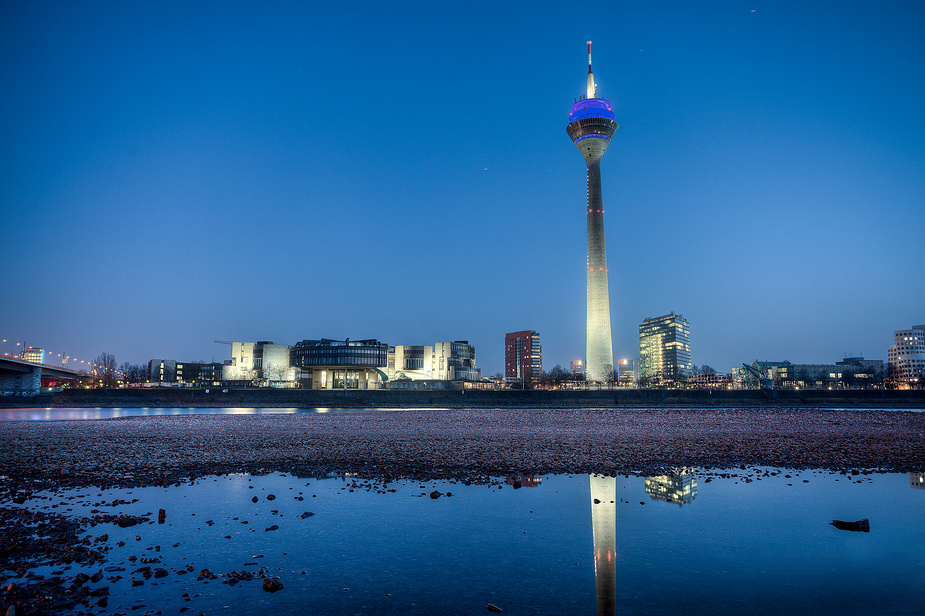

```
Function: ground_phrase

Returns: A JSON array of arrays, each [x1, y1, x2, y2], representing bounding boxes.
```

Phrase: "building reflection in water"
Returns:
[[506, 473, 543, 488], [911, 472, 924, 490], [644, 468, 698, 505], [590, 474, 616, 616]]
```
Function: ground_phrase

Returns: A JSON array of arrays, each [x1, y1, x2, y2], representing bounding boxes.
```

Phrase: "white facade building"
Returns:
[[387, 345, 435, 381], [888, 324, 925, 384], [222, 341, 292, 383]]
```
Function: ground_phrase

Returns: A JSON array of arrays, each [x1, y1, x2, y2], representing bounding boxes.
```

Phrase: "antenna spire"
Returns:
[[586, 41, 596, 99]]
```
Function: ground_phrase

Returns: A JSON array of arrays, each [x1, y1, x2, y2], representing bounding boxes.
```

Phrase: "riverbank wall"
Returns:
[[2, 387, 924, 409]]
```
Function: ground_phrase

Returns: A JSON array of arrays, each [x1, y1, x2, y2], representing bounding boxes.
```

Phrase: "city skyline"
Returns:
[[2, 1, 923, 376]]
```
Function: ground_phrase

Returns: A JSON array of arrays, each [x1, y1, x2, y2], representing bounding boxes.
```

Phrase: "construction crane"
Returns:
[[741, 363, 773, 390], [214, 340, 233, 345]]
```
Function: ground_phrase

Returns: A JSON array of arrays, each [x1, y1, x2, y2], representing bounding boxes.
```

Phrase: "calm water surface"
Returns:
[[0, 407, 427, 421], [10, 469, 925, 615], [1, 406, 922, 421]]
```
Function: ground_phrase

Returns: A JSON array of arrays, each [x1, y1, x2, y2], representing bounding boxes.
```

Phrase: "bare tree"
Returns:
[[547, 364, 568, 387], [95, 353, 118, 387], [266, 363, 289, 383]]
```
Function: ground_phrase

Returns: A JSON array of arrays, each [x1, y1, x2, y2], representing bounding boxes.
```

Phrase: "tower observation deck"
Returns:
[[567, 42, 617, 383]]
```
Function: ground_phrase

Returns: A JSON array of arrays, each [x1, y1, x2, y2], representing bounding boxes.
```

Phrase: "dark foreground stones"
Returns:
[[262, 578, 284, 593]]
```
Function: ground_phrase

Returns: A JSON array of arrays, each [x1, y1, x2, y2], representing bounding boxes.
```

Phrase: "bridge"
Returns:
[[0, 356, 94, 397]]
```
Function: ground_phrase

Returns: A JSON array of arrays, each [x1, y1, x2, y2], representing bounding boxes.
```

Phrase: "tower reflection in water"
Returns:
[[589, 469, 698, 615], [590, 474, 616, 616]]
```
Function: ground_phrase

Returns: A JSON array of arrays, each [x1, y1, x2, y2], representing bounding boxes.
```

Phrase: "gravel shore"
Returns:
[[2, 407, 924, 495]]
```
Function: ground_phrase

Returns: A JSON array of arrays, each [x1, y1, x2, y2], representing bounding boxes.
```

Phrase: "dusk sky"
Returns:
[[2, 0, 923, 376]]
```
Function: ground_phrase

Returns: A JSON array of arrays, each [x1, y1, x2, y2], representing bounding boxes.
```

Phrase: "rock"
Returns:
[[487, 604, 503, 612], [158, 509, 166, 524], [154, 568, 169, 578], [73, 572, 90, 585], [252, 496, 259, 503], [197, 569, 217, 580], [830, 518, 870, 532], [429, 491, 442, 499], [90, 571, 104, 583], [265, 525, 279, 532], [300, 512, 314, 519], [266, 494, 276, 501], [262, 578, 284, 593]]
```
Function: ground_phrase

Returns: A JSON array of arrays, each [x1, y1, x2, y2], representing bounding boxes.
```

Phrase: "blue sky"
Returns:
[[1, 0, 923, 375]]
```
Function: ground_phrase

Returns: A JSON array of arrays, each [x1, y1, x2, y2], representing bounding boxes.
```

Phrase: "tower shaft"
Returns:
[[586, 159, 614, 383], [567, 45, 617, 383]]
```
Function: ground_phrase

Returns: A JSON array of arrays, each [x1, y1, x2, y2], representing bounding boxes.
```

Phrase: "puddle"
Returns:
[[4, 469, 924, 614]]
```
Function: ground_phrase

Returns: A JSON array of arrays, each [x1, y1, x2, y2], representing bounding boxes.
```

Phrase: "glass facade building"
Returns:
[[639, 313, 691, 383], [291, 339, 389, 368]]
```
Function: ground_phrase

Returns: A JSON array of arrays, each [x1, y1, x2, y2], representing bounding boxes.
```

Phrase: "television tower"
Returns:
[[567, 42, 617, 383]]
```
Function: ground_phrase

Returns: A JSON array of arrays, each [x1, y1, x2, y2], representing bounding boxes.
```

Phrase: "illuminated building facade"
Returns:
[[505, 330, 542, 382], [434, 341, 480, 381], [567, 42, 617, 383], [888, 324, 925, 384], [639, 313, 691, 383], [291, 338, 389, 390], [149, 359, 224, 384], [23, 347, 44, 364], [750, 358, 884, 389], [221, 341, 292, 383], [617, 358, 637, 385], [387, 345, 435, 381], [570, 359, 584, 377]]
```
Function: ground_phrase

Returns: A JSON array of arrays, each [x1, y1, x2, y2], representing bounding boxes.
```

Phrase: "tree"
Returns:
[[95, 353, 118, 388], [265, 363, 289, 383], [603, 367, 617, 389], [547, 364, 568, 387], [839, 370, 856, 390], [700, 364, 716, 375], [119, 362, 147, 384]]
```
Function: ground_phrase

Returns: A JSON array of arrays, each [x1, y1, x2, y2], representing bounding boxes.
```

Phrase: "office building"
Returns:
[[888, 324, 925, 384], [221, 341, 292, 383], [639, 313, 691, 383], [567, 42, 617, 383], [149, 359, 224, 385], [387, 345, 434, 381], [617, 358, 637, 385], [23, 347, 44, 364], [505, 331, 542, 382], [434, 341, 480, 381], [291, 338, 389, 390]]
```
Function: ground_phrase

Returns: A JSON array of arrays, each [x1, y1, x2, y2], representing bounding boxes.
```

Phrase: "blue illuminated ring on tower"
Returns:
[[567, 98, 617, 143]]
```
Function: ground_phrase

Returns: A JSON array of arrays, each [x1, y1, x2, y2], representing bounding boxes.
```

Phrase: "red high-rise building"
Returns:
[[505, 330, 542, 383]]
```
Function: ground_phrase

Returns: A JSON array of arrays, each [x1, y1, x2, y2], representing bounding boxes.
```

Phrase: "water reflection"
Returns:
[[645, 467, 698, 505], [590, 474, 616, 616], [911, 472, 924, 489], [506, 473, 542, 488]]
